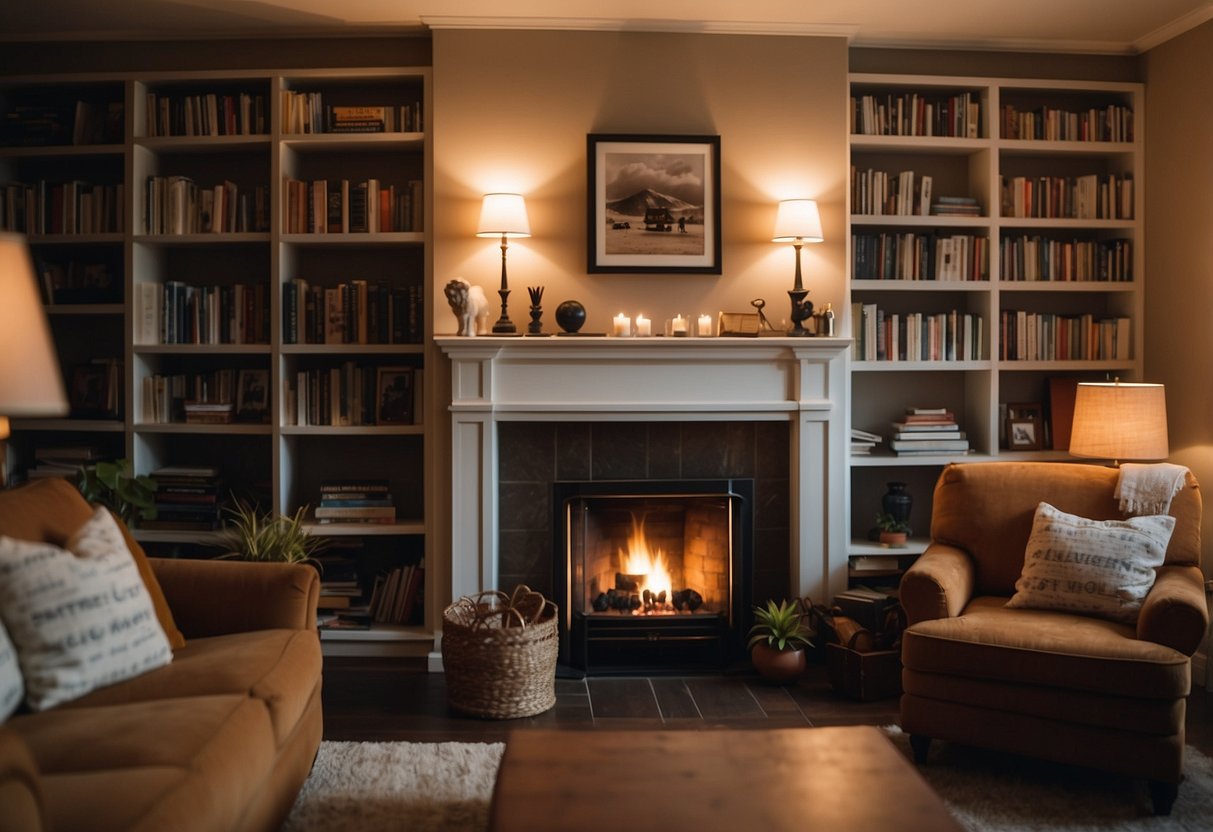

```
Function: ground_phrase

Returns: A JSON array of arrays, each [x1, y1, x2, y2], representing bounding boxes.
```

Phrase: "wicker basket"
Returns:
[[442, 585, 559, 719]]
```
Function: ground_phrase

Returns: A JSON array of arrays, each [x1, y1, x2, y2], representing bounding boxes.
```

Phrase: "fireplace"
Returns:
[[555, 478, 752, 674]]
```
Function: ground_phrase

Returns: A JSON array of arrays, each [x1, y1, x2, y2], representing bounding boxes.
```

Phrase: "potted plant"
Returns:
[[76, 458, 158, 526], [875, 512, 911, 547], [218, 500, 326, 569], [748, 599, 814, 683]]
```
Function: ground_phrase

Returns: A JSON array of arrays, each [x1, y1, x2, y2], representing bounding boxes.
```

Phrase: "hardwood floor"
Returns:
[[321, 657, 1213, 757]]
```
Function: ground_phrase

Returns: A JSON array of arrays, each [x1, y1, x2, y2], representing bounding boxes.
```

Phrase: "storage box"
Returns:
[[826, 643, 901, 701]]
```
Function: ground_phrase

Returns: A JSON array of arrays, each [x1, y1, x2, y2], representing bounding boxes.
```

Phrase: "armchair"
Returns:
[[899, 462, 1206, 815]]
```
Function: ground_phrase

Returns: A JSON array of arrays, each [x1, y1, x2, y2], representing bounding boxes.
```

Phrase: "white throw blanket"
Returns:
[[1115, 462, 1189, 516]]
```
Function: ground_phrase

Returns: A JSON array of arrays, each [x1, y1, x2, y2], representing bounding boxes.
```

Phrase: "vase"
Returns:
[[750, 642, 807, 683], [882, 481, 912, 535]]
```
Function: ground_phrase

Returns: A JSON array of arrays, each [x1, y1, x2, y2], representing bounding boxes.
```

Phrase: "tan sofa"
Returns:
[[0, 477, 323, 832], [900, 462, 1206, 815]]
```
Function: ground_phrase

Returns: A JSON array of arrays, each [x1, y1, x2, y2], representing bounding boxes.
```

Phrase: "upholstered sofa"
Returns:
[[0, 477, 323, 832], [900, 461, 1206, 815]]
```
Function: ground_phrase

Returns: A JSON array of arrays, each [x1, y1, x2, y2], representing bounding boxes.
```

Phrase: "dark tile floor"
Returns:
[[321, 658, 1213, 755]]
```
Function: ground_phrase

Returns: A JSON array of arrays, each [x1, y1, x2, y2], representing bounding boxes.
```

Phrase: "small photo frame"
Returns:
[[69, 362, 119, 419], [376, 367, 414, 425], [1006, 402, 1043, 450], [235, 369, 270, 423]]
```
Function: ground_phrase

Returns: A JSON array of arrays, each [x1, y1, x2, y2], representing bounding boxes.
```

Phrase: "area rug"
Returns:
[[282, 733, 1213, 831]]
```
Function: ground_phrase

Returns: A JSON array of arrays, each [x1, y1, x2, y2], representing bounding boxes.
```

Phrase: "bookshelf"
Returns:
[[847, 74, 1143, 584], [2, 68, 434, 657]]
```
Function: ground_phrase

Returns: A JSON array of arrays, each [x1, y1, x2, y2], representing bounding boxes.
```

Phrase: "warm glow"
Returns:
[[620, 515, 672, 600]]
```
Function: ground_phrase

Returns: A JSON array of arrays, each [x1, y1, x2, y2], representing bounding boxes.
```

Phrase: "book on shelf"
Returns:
[[892, 430, 966, 441], [320, 479, 390, 494], [851, 428, 883, 443], [890, 421, 959, 432], [317, 616, 372, 631], [850, 555, 899, 572], [313, 505, 396, 521], [889, 438, 970, 452]]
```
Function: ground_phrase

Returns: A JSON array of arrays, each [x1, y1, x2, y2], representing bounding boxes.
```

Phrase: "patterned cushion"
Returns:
[[0, 508, 173, 710], [0, 620, 21, 721], [1006, 501, 1175, 623]]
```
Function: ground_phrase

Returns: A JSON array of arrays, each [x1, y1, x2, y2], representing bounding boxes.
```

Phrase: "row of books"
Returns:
[[23, 445, 105, 481], [851, 168, 934, 216], [140, 369, 239, 424], [2, 100, 124, 147], [37, 255, 120, 305], [284, 364, 422, 427], [140, 465, 225, 531], [366, 561, 424, 625], [1000, 173, 1133, 220], [998, 311, 1130, 362], [142, 175, 271, 234], [135, 280, 270, 346], [852, 232, 989, 281], [889, 408, 970, 455], [1000, 103, 1133, 143], [283, 278, 423, 346], [850, 92, 981, 138], [852, 305, 985, 363], [1, 180, 125, 235], [282, 177, 424, 234], [281, 92, 424, 134], [1000, 236, 1132, 283], [930, 196, 982, 217], [144, 92, 268, 137]]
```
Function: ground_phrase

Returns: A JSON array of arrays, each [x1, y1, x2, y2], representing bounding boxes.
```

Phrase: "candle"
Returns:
[[613, 313, 632, 337], [697, 314, 713, 337], [671, 314, 688, 336], [635, 314, 652, 337]]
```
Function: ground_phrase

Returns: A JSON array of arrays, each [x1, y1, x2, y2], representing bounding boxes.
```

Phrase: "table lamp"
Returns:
[[771, 199, 823, 336], [476, 193, 531, 335], [1068, 380, 1168, 466]]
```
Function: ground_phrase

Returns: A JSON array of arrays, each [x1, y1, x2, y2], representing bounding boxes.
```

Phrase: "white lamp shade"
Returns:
[[476, 193, 531, 238], [771, 199, 824, 243], [1069, 382, 1168, 461], [0, 234, 67, 418]]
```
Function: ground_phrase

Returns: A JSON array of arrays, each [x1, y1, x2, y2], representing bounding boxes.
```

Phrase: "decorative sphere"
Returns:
[[555, 300, 587, 333]]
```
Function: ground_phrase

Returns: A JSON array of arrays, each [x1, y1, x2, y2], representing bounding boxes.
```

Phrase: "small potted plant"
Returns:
[[748, 599, 814, 683], [875, 512, 911, 547], [77, 458, 158, 526], [218, 500, 326, 570]]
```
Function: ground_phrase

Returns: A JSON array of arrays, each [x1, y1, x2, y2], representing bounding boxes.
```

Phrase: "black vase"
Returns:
[[555, 300, 587, 333], [882, 481, 913, 534]]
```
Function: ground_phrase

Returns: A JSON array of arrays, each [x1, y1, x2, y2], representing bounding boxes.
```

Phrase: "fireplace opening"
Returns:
[[554, 479, 753, 674]]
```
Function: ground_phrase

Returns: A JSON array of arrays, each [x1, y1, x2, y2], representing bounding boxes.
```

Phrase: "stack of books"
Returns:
[[367, 560, 425, 626], [315, 556, 363, 615], [25, 445, 103, 480], [183, 401, 233, 424], [314, 479, 396, 524], [142, 465, 224, 530], [889, 408, 970, 456], [931, 196, 982, 217], [850, 428, 883, 456]]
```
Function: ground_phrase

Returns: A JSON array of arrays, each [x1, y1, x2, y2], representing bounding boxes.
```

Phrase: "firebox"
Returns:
[[554, 479, 753, 674]]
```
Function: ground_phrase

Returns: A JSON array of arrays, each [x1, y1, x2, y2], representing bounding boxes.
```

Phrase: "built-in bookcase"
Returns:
[[2, 68, 434, 657], [847, 74, 1143, 583]]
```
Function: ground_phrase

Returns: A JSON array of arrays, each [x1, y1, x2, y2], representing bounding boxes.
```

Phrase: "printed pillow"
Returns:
[[0, 619, 22, 721], [1007, 501, 1175, 623], [0, 508, 173, 711]]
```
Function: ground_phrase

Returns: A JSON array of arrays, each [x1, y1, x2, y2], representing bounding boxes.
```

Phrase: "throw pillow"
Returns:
[[1007, 501, 1175, 623], [0, 508, 173, 711], [0, 620, 22, 721]]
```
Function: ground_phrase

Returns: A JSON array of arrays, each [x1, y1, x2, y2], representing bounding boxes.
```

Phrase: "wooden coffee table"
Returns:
[[489, 725, 962, 831]]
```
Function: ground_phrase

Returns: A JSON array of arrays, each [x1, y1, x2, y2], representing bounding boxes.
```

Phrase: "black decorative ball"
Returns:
[[555, 300, 587, 333]]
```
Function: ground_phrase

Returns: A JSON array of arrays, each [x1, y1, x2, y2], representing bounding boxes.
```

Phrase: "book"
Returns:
[[890, 422, 959, 432], [320, 479, 390, 493], [313, 505, 396, 520], [890, 438, 970, 452], [893, 430, 966, 441]]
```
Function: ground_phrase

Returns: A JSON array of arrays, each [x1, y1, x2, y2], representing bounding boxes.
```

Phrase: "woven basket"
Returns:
[[442, 585, 559, 719]]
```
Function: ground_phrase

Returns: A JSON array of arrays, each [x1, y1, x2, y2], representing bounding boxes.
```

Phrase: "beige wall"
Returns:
[[1143, 20, 1213, 570], [431, 29, 849, 336]]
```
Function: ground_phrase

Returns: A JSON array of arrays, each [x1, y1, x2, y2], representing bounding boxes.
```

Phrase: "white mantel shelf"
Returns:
[[436, 335, 853, 618]]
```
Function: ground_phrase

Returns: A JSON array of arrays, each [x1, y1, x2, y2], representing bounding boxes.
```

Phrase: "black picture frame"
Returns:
[[376, 367, 414, 425], [235, 369, 270, 423], [587, 133, 722, 274]]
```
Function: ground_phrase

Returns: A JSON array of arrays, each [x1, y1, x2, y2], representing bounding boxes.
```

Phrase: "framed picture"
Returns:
[[235, 369, 270, 423], [376, 367, 414, 425], [69, 361, 119, 419], [587, 134, 722, 274], [1006, 402, 1043, 450]]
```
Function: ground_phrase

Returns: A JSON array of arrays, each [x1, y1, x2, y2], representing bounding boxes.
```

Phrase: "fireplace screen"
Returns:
[[555, 479, 752, 673]]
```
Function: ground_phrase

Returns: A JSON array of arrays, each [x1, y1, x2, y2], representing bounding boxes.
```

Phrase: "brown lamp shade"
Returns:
[[0, 233, 68, 422], [1068, 381, 1168, 461]]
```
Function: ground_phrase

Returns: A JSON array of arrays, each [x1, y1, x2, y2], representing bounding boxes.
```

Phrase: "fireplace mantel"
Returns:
[[436, 335, 852, 622]]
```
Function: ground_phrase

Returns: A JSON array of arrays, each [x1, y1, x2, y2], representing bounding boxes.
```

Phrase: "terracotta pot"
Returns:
[[751, 641, 807, 683], [879, 531, 907, 546]]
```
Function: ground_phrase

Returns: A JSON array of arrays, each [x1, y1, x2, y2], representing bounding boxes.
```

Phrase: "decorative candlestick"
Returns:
[[526, 286, 544, 335]]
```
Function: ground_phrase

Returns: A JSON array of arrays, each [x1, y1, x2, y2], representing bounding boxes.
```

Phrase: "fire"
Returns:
[[621, 515, 672, 600]]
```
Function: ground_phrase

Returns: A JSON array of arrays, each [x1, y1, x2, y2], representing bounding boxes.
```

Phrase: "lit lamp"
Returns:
[[0, 233, 68, 461], [476, 193, 531, 335], [771, 199, 823, 337], [1068, 380, 1168, 466]]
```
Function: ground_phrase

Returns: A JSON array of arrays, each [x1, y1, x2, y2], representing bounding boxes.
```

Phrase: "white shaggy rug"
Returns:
[[283, 733, 1213, 832]]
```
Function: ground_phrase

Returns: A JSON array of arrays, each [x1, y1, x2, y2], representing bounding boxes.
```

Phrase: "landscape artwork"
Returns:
[[587, 134, 721, 273]]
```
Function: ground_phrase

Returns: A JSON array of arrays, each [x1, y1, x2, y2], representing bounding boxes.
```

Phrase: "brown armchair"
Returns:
[[899, 462, 1206, 815]]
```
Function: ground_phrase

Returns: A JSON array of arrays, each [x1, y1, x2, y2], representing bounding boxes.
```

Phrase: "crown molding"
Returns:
[[851, 34, 1136, 56], [421, 15, 857, 39], [1134, 3, 1213, 53]]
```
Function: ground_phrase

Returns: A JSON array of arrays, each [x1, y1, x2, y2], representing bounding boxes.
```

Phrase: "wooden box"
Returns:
[[826, 643, 902, 701]]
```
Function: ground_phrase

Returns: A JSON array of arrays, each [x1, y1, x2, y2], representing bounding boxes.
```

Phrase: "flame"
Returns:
[[621, 515, 672, 599]]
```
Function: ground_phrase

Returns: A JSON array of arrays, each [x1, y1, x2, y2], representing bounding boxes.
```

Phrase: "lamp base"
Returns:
[[787, 288, 813, 337], [492, 287, 517, 334]]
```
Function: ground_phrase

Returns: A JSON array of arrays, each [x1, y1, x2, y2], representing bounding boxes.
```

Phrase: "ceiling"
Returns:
[[3, 0, 1213, 54]]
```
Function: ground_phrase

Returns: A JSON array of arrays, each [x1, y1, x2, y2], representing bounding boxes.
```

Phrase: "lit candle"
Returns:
[[613, 313, 632, 337], [635, 314, 652, 337], [671, 314, 688, 336], [697, 314, 713, 337]]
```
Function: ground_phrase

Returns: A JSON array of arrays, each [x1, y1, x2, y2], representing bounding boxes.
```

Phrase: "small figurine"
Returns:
[[444, 278, 490, 336], [527, 286, 544, 335]]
